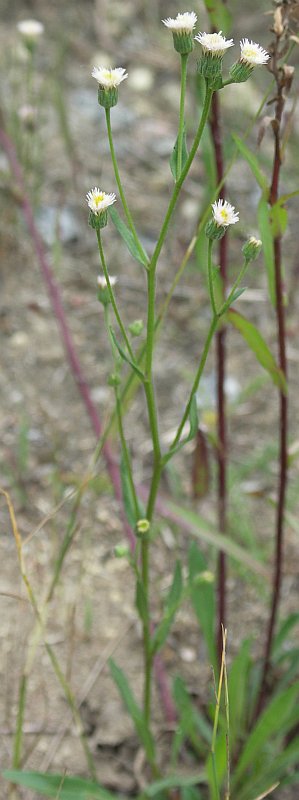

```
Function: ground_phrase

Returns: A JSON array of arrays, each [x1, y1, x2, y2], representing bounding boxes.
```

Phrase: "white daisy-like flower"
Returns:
[[17, 19, 44, 39], [212, 199, 239, 227], [162, 11, 197, 34], [97, 275, 117, 289], [91, 66, 128, 89], [195, 30, 234, 56], [86, 188, 116, 215], [240, 39, 270, 66]]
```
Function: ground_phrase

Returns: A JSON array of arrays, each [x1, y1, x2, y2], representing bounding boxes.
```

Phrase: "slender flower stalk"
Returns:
[[96, 229, 135, 362], [104, 108, 149, 266], [177, 53, 188, 178]]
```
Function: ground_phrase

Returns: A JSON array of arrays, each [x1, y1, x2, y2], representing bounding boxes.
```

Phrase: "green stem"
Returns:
[[96, 230, 135, 361], [171, 314, 218, 450], [105, 108, 148, 266], [13, 675, 27, 768], [177, 53, 188, 179], [219, 257, 248, 315], [116, 388, 140, 521], [149, 84, 214, 273], [208, 238, 217, 317]]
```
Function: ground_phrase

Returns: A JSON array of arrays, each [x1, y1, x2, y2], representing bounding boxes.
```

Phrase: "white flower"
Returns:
[[240, 39, 270, 66], [97, 275, 117, 289], [17, 19, 44, 39], [86, 188, 116, 215], [162, 12, 197, 34], [91, 66, 128, 89], [212, 199, 239, 227], [195, 30, 234, 56]]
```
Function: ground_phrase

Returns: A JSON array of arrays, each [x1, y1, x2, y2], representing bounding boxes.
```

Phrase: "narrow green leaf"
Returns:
[[278, 188, 299, 204], [109, 659, 155, 763], [109, 327, 144, 379], [258, 197, 276, 306], [163, 395, 198, 465], [224, 286, 246, 308], [108, 206, 148, 268], [232, 682, 299, 787], [188, 542, 216, 669], [233, 135, 268, 191], [136, 579, 147, 624], [238, 737, 299, 800], [142, 773, 207, 797], [227, 310, 287, 394], [151, 562, 183, 655], [2, 771, 117, 800], [228, 639, 251, 746], [170, 127, 189, 181], [272, 612, 299, 659], [173, 675, 212, 751], [161, 501, 269, 578], [203, 0, 232, 33], [120, 448, 137, 528], [270, 203, 288, 237]]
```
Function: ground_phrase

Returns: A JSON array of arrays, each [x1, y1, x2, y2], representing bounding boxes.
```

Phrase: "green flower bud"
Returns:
[[136, 518, 150, 535], [242, 236, 262, 263], [129, 319, 144, 337], [229, 61, 253, 83]]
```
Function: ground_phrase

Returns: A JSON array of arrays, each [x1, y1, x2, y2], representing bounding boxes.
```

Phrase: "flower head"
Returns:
[[162, 12, 197, 34], [91, 66, 128, 89], [195, 30, 234, 56], [86, 188, 116, 215], [17, 19, 44, 39], [240, 39, 269, 66], [97, 274, 117, 289], [212, 199, 239, 227]]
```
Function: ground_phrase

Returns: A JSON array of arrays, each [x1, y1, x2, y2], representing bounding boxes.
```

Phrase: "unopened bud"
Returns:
[[136, 518, 150, 535], [129, 319, 144, 337], [242, 236, 262, 263]]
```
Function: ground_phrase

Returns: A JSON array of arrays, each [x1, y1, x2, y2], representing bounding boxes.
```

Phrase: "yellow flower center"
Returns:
[[243, 47, 256, 58], [220, 209, 229, 222], [94, 193, 105, 206]]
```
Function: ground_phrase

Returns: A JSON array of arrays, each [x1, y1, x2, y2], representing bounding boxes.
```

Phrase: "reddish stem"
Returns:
[[210, 89, 228, 666], [255, 50, 288, 715]]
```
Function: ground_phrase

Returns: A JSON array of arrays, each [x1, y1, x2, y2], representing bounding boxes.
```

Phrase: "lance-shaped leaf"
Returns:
[[2, 771, 118, 800], [151, 562, 183, 655], [170, 127, 189, 181], [258, 197, 276, 306], [108, 206, 149, 268], [109, 327, 144, 380], [109, 659, 155, 763], [233, 135, 269, 191], [227, 309, 287, 394], [162, 394, 199, 466]]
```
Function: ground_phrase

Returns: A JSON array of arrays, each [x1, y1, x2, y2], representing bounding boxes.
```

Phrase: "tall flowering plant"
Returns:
[[4, 4, 299, 800]]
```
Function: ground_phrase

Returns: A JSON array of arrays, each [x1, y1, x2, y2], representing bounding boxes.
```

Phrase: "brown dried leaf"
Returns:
[[257, 115, 274, 146], [273, 6, 284, 36]]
